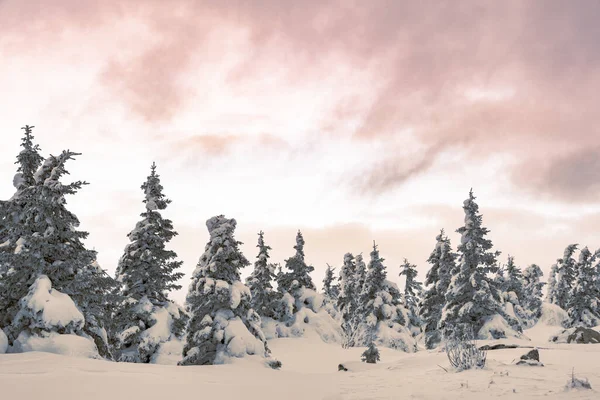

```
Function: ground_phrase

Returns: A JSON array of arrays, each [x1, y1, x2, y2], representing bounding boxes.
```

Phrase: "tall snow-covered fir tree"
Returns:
[[553, 244, 578, 311], [399, 259, 422, 312], [0, 126, 44, 326], [276, 230, 316, 300], [111, 163, 187, 363], [355, 253, 367, 295], [567, 247, 600, 327], [419, 230, 457, 349], [246, 231, 277, 318], [440, 190, 519, 340], [322, 264, 339, 301], [522, 264, 545, 321], [0, 145, 117, 358], [180, 216, 268, 366], [500, 256, 528, 325], [503, 256, 524, 298], [338, 253, 359, 346], [357, 242, 414, 351], [546, 263, 559, 305]]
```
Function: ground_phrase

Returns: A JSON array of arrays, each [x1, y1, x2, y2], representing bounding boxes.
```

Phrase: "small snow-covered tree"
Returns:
[[180, 216, 269, 366], [246, 231, 277, 318], [553, 244, 578, 311], [522, 264, 545, 320], [277, 231, 315, 295], [546, 263, 559, 305], [399, 259, 422, 312], [500, 256, 528, 325], [357, 242, 414, 351], [420, 230, 457, 349], [322, 264, 339, 300], [504, 256, 524, 298], [355, 253, 367, 296], [111, 163, 187, 363], [567, 247, 600, 327], [440, 190, 518, 340], [361, 341, 380, 364]]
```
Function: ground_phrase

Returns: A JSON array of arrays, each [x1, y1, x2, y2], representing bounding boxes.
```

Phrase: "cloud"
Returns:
[[3, 0, 600, 201]]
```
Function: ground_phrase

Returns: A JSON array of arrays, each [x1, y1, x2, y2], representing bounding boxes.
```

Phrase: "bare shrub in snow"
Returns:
[[565, 368, 592, 391], [445, 331, 487, 371]]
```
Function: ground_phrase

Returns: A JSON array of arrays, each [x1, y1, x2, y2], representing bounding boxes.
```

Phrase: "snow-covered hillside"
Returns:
[[2, 324, 599, 400]]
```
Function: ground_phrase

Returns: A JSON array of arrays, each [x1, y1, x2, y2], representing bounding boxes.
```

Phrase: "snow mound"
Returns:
[[0, 328, 7, 354], [478, 314, 523, 340], [212, 312, 266, 364], [375, 321, 417, 352], [264, 288, 342, 343], [15, 275, 84, 332], [152, 338, 184, 365], [13, 332, 99, 358], [262, 308, 342, 343], [538, 302, 568, 327]]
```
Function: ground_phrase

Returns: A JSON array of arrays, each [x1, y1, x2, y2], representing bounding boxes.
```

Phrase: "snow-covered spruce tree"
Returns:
[[0, 126, 44, 246], [399, 258, 423, 331], [553, 244, 578, 311], [338, 253, 359, 347], [246, 231, 277, 318], [567, 247, 600, 327], [112, 163, 187, 363], [274, 230, 319, 319], [277, 230, 316, 296], [355, 253, 367, 295], [0, 150, 117, 357], [522, 264, 545, 321], [180, 216, 269, 366], [419, 230, 457, 349], [322, 264, 340, 301], [440, 190, 520, 340], [357, 242, 414, 351], [500, 256, 528, 325], [0, 126, 44, 328], [546, 263, 559, 305]]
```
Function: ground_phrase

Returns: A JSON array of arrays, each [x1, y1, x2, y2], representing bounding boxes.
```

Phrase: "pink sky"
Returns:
[[2, 1, 600, 303]]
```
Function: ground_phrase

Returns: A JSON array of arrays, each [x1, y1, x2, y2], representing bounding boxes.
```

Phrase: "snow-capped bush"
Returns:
[[113, 297, 188, 363], [14, 275, 85, 335], [8, 275, 100, 357]]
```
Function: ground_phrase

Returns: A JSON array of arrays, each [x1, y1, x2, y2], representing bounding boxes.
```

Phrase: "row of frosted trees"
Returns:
[[1, 126, 599, 366]]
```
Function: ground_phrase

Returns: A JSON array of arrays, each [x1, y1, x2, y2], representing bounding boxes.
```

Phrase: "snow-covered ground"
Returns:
[[1, 324, 599, 400]]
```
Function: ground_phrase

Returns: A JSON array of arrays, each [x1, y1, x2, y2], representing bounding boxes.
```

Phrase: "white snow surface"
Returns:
[[2, 322, 600, 399]]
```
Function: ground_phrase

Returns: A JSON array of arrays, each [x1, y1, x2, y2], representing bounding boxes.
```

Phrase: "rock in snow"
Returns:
[[516, 349, 544, 367], [551, 327, 600, 344]]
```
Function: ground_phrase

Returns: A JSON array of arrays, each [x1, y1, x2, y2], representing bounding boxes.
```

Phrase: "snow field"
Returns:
[[2, 323, 600, 400]]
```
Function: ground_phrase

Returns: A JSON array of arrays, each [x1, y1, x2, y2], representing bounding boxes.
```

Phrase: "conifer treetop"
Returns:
[[142, 162, 170, 212], [14, 125, 44, 190]]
